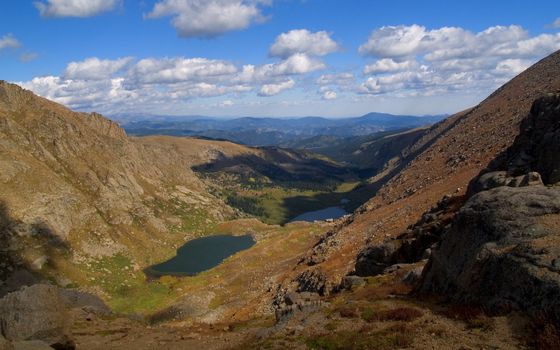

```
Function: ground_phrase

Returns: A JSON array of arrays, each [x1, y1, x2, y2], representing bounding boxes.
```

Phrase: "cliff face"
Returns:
[[0, 81, 258, 295], [284, 50, 560, 292]]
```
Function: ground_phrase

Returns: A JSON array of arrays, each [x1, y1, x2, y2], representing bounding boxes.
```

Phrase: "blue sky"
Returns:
[[1, 0, 560, 118]]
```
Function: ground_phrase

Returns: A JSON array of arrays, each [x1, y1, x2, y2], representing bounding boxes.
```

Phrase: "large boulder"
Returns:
[[0, 284, 73, 348], [355, 241, 401, 276], [420, 186, 560, 316]]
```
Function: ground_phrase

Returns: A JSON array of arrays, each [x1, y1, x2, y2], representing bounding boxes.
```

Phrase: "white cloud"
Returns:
[[126, 57, 238, 86], [359, 24, 427, 58], [272, 53, 325, 74], [357, 24, 560, 97], [18, 50, 325, 113], [316, 72, 355, 86], [495, 58, 532, 76], [146, 0, 269, 38], [34, 0, 121, 18], [269, 29, 339, 58], [258, 79, 295, 96], [359, 24, 560, 61], [19, 76, 136, 111], [0, 34, 21, 50], [363, 58, 417, 74], [322, 90, 337, 100], [64, 57, 133, 80], [551, 18, 560, 28]]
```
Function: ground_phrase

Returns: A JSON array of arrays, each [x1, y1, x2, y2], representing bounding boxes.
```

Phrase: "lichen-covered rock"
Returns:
[[0, 284, 71, 346], [421, 184, 560, 316]]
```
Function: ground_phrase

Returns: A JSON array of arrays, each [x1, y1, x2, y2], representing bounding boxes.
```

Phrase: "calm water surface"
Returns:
[[147, 234, 255, 277]]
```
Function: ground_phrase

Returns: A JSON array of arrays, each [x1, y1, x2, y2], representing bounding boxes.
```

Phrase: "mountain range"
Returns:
[[120, 113, 445, 147]]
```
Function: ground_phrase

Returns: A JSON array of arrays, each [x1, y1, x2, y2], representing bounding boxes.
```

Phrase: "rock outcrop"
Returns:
[[421, 94, 560, 318], [0, 284, 73, 348], [354, 194, 464, 277]]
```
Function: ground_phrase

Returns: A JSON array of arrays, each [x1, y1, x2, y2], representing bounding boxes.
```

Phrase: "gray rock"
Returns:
[[402, 266, 425, 286], [0, 284, 70, 346], [58, 289, 110, 315], [284, 292, 320, 306], [355, 241, 401, 276], [275, 291, 323, 322], [519, 171, 544, 187], [421, 248, 432, 260], [295, 269, 328, 295], [340, 275, 366, 290], [383, 263, 409, 274], [421, 186, 560, 317], [469, 171, 511, 194]]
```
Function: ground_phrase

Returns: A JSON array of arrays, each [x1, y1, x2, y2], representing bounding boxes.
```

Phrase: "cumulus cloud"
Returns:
[[357, 24, 560, 96], [495, 58, 533, 76], [258, 79, 295, 96], [34, 0, 121, 18], [64, 57, 133, 80], [269, 29, 339, 58], [146, 0, 270, 38], [126, 57, 238, 86], [19, 76, 136, 111], [551, 18, 560, 28], [363, 58, 417, 74], [359, 24, 560, 60], [18, 48, 329, 113], [0, 34, 21, 50], [272, 53, 325, 74]]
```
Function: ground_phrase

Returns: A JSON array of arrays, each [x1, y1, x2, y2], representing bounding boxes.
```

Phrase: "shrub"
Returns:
[[361, 307, 377, 322], [338, 306, 359, 318], [442, 304, 494, 331], [378, 307, 423, 322]]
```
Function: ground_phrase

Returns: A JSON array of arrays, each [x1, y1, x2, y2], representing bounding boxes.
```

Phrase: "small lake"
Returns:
[[289, 206, 347, 223], [146, 234, 255, 277]]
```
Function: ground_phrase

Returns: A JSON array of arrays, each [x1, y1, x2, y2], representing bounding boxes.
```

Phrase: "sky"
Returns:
[[1, 0, 560, 118]]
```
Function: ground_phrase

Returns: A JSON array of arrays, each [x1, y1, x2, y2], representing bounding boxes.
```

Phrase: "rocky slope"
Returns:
[[277, 50, 560, 298]]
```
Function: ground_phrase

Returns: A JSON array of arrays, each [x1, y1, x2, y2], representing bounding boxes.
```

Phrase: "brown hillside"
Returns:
[[0, 80, 263, 297], [289, 50, 560, 289]]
